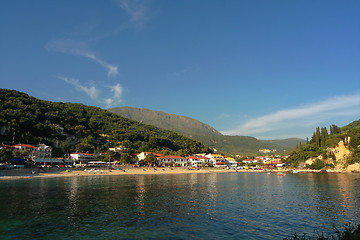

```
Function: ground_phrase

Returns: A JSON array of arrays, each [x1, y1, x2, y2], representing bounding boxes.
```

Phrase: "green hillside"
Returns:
[[286, 122, 360, 168], [108, 106, 295, 154], [0, 89, 212, 156], [108, 107, 222, 137], [341, 119, 360, 132], [261, 138, 307, 148], [193, 134, 289, 154]]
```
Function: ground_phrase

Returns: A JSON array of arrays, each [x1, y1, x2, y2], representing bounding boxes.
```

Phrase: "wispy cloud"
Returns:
[[115, 0, 149, 28], [221, 93, 360, 136], [218, 113, 230, 120], [59, 76, 124, 108], [59, 76, 99, 99], [105, 83, 124, 108], [46, 39, 119, 77]]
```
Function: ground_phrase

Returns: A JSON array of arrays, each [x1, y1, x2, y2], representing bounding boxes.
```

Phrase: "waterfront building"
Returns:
[[225, 157, 238, 168], [32, 144, 52, 159], [187, 156, 203, 168], [137, 152, 162, 161], [157, 155, 186, 167], [11, 143, 52, 159], [70, 152, 96, 164]]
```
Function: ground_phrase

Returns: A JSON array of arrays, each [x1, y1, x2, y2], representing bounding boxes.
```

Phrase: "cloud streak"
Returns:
[[46, 39, 119, 77], [221, 93, 360, 136], [115, 0, 149, 28], [59, 76, 99, 99], [59, 76, 124, 108], [105, 83, 124, 108]]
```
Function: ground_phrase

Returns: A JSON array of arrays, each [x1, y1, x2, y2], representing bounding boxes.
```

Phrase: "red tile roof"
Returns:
[[158, 155, 185, 159], [13, 144, 36, 148]]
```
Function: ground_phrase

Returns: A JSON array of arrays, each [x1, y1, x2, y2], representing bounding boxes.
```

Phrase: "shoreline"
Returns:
[[0, 167, 357, 181]]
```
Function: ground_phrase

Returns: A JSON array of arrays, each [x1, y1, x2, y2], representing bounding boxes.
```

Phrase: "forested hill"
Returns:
[[108, 107, 222, 137], [108, 106, 298, 154], [286, 121, 360, 168], [341, 119, 360, 132], [0, 89, 212, 156]]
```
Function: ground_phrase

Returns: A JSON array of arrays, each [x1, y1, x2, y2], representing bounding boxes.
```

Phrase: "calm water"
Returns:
[[0, 172, 359, 239]]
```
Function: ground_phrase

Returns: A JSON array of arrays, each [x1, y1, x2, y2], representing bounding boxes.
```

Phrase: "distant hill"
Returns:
[[341, 119, 360, 132], [108, 106, 300, 154], [108, 107, 222, 137], [192, 134, 290, 154], [261, 138, 307, 148], [0, 89, 211, 156]]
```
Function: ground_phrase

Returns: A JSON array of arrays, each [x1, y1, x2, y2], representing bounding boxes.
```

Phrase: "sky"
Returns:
[[1, 0, 359, 140]]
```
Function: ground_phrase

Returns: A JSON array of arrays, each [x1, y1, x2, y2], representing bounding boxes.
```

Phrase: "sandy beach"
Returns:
[[0, 166, 355, 181], [0, 167, 246, 180]]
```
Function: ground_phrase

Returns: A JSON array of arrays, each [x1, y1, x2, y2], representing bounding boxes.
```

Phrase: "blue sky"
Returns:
[[1, 0, 359, 140]]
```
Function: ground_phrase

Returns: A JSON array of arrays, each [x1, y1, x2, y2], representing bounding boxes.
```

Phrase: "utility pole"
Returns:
[[12, 128, 15, 143]]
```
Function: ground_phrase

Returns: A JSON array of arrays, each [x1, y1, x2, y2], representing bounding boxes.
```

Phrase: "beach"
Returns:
[[0, 167, 243, 180], [1, 166, 356, 181]]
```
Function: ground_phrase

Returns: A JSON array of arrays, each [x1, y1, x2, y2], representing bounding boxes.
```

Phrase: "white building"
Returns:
[[12, 143, 52, 159], [205, 154, 226, 168], [225, 157, 238, 168], [33, 144, 52, 158], [137, 152, 162, 161], [70, 153, 95, 163], [157, 156, 187, 167]]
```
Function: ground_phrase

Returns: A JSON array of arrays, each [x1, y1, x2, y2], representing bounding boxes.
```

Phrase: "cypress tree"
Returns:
[[315, 127, 321, 147], [320, 127, 329, 147]]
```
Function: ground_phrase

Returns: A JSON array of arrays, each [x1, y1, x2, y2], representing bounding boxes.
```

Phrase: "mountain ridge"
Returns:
[[109, 107, 222, 137], [109, 106, 305, 154]]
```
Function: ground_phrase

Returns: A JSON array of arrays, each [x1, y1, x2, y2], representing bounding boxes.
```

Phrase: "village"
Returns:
[[0, 143, 289, 170]]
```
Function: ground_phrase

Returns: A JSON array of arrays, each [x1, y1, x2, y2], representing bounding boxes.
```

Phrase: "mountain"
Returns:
[[108, 106, 299, 154], [108, 107, 222, 137], [0, 89, 212, 156], [261, 138, 307, 148]]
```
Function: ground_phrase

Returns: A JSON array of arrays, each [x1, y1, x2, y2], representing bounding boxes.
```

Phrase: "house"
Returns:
[[205, 154, 226, 167], [70, 152, 96, 164], [13, 143, 37, 152], [225, 157, 238, 168], [157, 155, 187, 167], [137, 152, 162, 161], [12, 143, 52, 159], [242, 159, 254, 164], [12, 144, 37, 159], [108, 146, 128, 153], [187, 156, 206, 168], [32, 144, 52, 159]]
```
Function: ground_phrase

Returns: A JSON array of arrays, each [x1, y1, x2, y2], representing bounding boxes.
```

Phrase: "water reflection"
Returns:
[[0, 173, 360, 239]]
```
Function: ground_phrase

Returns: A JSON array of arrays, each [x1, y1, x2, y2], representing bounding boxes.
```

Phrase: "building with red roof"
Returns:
[[156, 155, 186, 167]]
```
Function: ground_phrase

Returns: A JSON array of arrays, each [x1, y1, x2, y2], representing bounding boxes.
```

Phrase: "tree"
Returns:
[[0, 149, 13, 163], [75, 135, 95, 153], [145, 154, 157, 167], [120, 153, 131, 164], [320, 127, 329, 147]]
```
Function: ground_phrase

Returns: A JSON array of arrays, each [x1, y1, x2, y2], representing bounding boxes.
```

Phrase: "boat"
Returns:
[[277, 172, 286, 176], [292, 170, 299, 174]]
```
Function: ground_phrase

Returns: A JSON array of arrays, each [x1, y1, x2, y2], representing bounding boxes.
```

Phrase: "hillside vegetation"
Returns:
[[286, 121, 360, 169], [109, 107, 222, 137], [109, 106, 296, 154], [0, 89, 212, 156]]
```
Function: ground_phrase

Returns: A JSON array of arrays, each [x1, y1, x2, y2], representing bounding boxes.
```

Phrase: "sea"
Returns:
[[0, 172, 359, 239]]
